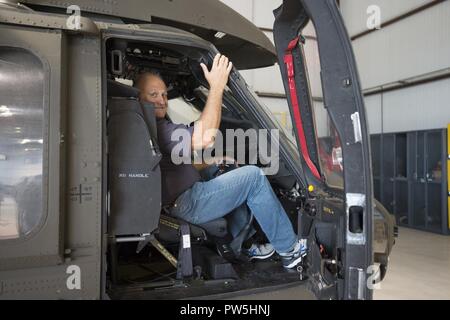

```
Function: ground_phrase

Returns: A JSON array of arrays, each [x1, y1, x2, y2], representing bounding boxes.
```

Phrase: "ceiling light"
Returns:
[[21, 139, 31, 144], [0, 105, 12, 117], [20, 139, 43, 144]]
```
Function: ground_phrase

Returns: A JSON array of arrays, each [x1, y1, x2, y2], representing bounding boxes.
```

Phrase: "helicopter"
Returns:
[[0, 0, 396, 300]]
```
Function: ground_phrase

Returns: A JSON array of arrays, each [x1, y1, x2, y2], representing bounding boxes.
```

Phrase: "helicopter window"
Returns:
[[106, 39, 216, 127], [302, 28, 344, 189], [0, 47, 45, 240], [167, 97, 201, 125]]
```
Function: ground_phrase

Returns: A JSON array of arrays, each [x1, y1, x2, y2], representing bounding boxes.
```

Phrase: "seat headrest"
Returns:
[[107, 79, 140, 98]]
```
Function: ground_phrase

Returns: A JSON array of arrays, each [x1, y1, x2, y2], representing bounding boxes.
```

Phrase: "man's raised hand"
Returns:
[[200, 53, 233, 92]]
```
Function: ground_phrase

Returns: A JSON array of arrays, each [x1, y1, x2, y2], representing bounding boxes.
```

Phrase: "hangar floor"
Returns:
[[232, 227, 450, 300]]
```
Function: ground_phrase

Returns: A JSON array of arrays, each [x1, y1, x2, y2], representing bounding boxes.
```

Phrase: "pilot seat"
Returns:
[[106, 79, 242, 282]]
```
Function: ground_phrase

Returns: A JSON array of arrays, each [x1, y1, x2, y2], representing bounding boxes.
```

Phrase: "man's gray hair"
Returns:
[[134, 69, 164, 89]]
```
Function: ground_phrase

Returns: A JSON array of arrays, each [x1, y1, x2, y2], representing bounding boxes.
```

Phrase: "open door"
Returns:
[[274, 0, 374, 300]]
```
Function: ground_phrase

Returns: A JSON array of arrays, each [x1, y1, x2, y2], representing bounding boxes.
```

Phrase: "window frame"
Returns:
[[0, 45, 50, 244], [0, 25, 66, 272]]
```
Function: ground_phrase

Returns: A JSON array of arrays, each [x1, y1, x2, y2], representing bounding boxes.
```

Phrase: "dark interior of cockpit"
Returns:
[[104, 37, 311, 299]]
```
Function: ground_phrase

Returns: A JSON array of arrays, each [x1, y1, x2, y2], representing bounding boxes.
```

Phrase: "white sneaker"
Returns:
[[243, 243, 275, 260], [279, 239, 308, 269]]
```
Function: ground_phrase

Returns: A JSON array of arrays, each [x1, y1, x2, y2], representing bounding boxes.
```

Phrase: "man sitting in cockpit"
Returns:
[[135, 54, 306, 269]]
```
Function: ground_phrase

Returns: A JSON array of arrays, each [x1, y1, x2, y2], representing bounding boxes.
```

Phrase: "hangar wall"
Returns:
[[220, 0, 450, 136], [340, 0, 450, 134], [220, 0, 322, 137], [219, 0, 291, 133]]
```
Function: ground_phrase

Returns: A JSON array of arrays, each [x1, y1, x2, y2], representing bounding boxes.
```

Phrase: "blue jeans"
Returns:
[[169, 165, 298, 253], [199, 164, 256, 241]]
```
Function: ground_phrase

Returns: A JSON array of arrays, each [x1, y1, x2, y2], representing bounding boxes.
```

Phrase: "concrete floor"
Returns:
[[374, 227, 450, 300], [234, 227, 450, 300]]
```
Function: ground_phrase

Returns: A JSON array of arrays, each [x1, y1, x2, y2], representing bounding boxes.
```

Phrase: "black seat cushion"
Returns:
[[158, 214, 228, 243]]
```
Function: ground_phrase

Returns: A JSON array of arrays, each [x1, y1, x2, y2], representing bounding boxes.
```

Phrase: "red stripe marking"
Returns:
[[284, 37, 321, 180]]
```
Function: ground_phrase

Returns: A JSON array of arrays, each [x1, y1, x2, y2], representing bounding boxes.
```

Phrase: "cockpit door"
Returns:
[[273, 0, 374, 300]]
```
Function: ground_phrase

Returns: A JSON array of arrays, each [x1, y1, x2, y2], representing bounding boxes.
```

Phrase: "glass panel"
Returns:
[[0, 47, 44, 240], [303, 31, 344, 189]]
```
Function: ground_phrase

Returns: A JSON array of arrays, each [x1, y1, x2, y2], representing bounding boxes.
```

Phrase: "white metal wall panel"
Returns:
[[259, 96, 290, 114], [258, 96, 294, 135], [238, 65, 284, 95], [364, 94, 382, 134], [364, 79, 450, 134], [220, 1, 321, 99], [253, 0, 283, 29], [220, 0, 283, 29], [303, 22, 317, 38], [252, 64, 285, 94], [239, 31, 285, 94], [303, 38, 323, 98], [241, 32, 323, 97], [221, 0, 449, 147], [352, 1, 450, 89], [381, 79, 450, 133], [239, 69, 255, 90], [340, 0, 433, 36], [219, 0, 253, 22], [263, 30, 274, 44], [313, 101, 328, 138]]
